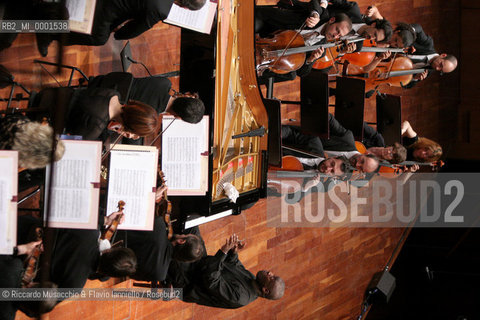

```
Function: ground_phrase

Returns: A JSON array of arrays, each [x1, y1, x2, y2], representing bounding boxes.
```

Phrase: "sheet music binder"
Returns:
[[0, 151, 18, 254], [106, 144, 158, 231]]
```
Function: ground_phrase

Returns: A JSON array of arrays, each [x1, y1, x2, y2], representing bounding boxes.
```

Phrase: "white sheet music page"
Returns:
[[0, 151, 17, 254], [162, 115, 209, 195], [106, 145, 158, 231], [164, 0, 217, 34], [66, 0, 96, 34], [46, 140, 101, 229]]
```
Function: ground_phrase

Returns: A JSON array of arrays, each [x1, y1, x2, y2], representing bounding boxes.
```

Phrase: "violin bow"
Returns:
[[149, 117, 176, 146], [270, 21, 308, 69]]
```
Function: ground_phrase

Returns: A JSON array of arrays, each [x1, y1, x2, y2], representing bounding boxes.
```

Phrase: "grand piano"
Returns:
[[177, 0, 272, 225]]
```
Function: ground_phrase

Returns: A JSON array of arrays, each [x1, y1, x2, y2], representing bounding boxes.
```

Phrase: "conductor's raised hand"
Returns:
[[221, 234, 238, 254]]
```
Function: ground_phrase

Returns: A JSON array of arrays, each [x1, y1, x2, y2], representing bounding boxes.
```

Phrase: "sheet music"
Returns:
[[66, 0, 86, 22], [164, 1, 217, 34], [65, 0, 96, 34], [106, 146, 157, 231], [0, 152, 17, 254], [46, 141, 101, 228], [162, 116, 209, 195]]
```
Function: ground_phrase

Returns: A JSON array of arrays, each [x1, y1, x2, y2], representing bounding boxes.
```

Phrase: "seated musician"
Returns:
[[0, 114, 65, 169], [114, 188, 205, 283], [363, 121, 442, 164], [66, 76, 205, 142], [366, 142, 407, 164], [115, 217, 205, 283], [14, 213, 137, 300], [255, 0, 328, 37], [258, 13, 354, 83], [37, 0, 207, 56], [363, 5, 458, 86], [168, 234, 285, 309], [88, 73, 205, 124], [0, 241, 58, 320], [65, 89, 159, 142]]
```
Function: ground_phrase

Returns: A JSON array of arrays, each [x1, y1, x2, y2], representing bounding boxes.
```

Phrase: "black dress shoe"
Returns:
[[35, 34, 52, 57]]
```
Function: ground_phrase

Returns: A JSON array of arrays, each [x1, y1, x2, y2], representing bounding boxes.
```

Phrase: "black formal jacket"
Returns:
[[105, 0, 175, 40], [116, 217, 172, 282], [50, 229, 100, 290], [411, 23, 436, 55], [182, 250, 259, 309]]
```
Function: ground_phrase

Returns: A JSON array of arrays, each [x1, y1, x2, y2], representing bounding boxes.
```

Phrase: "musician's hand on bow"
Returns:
[[340, 42, 356, 54], [155, 185, 168, 203], [221, 234, 238, 254], [407, 164, 420, 173], [413, 69, 428, 81], [377, 50, 391, 61], [17, 240, 42, 256], [307, 47, 325, 63], [306, 12, 320, 28], [105, 211, 125, 226]]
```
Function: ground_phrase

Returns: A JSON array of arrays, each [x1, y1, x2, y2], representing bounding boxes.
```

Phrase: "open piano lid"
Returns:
[[179, 0, 268, 217]]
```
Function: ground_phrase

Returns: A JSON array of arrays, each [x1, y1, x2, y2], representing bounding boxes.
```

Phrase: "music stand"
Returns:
[[376, 94, 402, 146], [263, 98, 282, 166], [334, 76, 366, 141], [300, 70, 330, 139]]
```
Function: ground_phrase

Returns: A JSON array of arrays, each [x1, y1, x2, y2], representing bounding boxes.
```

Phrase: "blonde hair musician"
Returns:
[[0, 114, 65, 169]]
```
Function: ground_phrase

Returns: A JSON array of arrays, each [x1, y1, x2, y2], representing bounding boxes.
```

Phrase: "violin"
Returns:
[[156, 169, 173, 240], [101, 200, 125, 242], [21, 227, 43, 288]]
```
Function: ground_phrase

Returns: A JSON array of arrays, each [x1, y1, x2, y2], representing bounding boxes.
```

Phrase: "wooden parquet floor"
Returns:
[[1, 0, 460, 319]]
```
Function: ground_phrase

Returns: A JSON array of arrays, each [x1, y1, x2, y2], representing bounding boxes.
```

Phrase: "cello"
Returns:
[[255, 30, 357, 75], [344, 55, 426, 91]]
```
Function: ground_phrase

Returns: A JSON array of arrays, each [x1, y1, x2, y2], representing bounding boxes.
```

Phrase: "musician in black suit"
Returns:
[[255, 0, 328, 37], [168, 234, 285, 309], [115, 216, 205, 283], [37, 0, 206, 55]]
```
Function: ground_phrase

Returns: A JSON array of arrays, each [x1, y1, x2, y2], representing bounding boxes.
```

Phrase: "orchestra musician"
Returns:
[[36, 0, 207, 56], [362, 5, 458, 86], [114, 187, 205, 283], [0, 114, 65, 169], [65, 75, 205, 142], [363, 121, 443, 163], [88, 73, 205, 124], [255, 0, 328, 37], [258, 13, 354, 83], [115, 216, 205, 283], [0, 242, 58, 320], [167, 234, 285, 309]]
